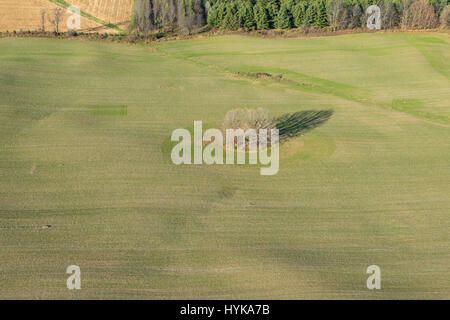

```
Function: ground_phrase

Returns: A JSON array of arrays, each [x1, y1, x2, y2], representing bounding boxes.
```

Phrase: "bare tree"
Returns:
[[40, 10, 46, 32], [168, 0, 178, 27], [398, 0, 414, 16], [131, 0, 142, 31], [401, 0, 438, 30], [131, 0, 204, 35], [222, 108, 274, 147], [48, 7, 64, 33], [439, 5, 450, 28], [348, 5, 363, 29], [143, 0, 153, 34], [328, 0, 348, 30], [178, 0, 188, 33], [382, 0, 400, 29], [180, 0, 204, 33], [193, 0, 205, 28]]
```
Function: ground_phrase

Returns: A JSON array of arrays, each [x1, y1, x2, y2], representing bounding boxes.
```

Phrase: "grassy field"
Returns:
[[0, 33, 449, 299]]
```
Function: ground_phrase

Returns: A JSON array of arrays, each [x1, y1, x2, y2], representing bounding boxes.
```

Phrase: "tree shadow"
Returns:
[[274, 109, 334, 141]]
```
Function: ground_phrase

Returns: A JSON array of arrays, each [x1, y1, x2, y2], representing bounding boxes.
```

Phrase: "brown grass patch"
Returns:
[[280, 138, 305, 159]]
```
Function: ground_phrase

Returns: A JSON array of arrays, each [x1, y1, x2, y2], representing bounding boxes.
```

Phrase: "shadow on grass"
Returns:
[[275, 109, 334, 141]]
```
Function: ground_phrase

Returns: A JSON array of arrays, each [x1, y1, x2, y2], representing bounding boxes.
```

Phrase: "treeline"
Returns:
[[206, 0, 450, 30], [130, 0, 450, 34], [131, 0, 205, 34]]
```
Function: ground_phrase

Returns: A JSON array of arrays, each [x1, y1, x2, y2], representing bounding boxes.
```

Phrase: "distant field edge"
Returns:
[[47, 0, 124, 33]]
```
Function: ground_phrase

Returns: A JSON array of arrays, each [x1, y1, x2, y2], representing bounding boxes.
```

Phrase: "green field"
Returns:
[[0, 33, 449, 299]]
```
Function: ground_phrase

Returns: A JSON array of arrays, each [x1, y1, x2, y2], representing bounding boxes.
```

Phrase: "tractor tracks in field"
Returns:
[[149, 44, 450, 130], [404, 36, 450, 83], [46, 0, 123, 32]]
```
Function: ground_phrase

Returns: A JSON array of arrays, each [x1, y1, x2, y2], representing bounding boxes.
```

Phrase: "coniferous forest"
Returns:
[[131, 0, 450, 34]]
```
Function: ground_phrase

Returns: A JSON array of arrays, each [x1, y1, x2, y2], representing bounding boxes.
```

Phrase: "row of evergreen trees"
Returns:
[[130, 0, 450, 33], [205, 0, 450, 30]]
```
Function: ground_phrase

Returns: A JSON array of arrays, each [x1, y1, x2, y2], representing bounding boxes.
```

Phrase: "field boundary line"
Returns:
[[46, 0, 123, 32]]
